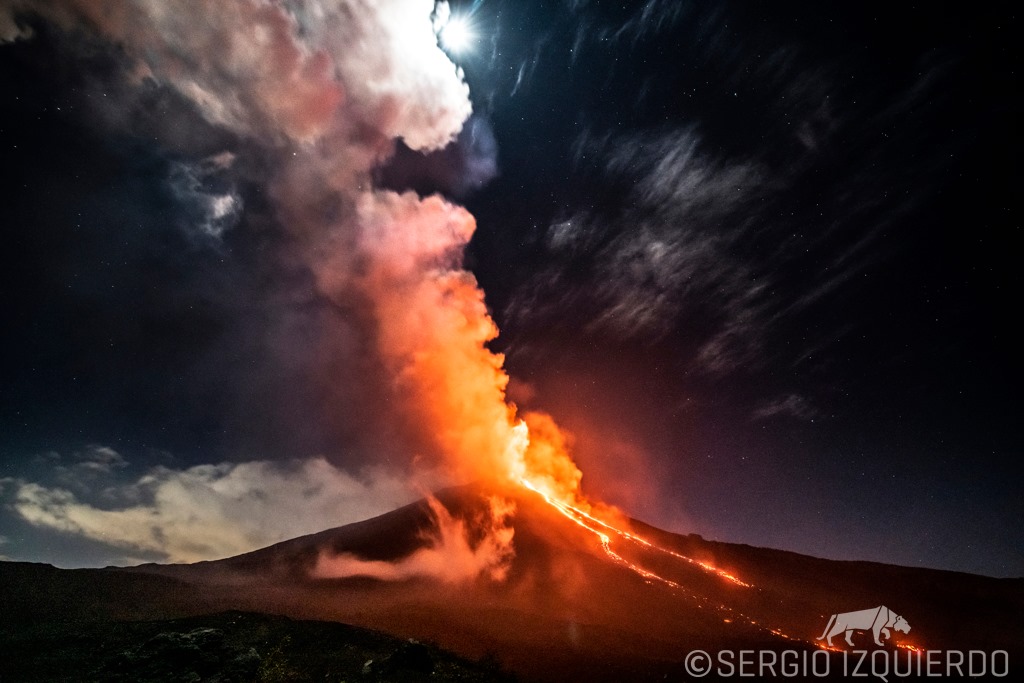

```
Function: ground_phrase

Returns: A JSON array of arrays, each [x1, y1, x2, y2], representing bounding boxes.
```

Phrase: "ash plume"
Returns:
[[2, 0, 586, 573]]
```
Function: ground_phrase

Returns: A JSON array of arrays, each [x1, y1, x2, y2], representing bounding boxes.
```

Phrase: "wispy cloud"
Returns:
[[167, 152, 242, 241], [506, 127, 773, 372], [751, 394, 818, 421], [506, 36, 953, 378], [71, 445, 128, 472]]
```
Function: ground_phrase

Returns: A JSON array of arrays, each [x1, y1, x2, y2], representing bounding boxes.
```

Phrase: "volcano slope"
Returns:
[[2, 484, 1022, 681]]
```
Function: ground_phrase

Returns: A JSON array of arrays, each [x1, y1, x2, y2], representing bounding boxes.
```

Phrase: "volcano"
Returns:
[[3, 484, 1022, 681]]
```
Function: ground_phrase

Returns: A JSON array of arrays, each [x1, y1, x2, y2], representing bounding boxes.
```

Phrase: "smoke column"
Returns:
[[2, 0, 588, 544]]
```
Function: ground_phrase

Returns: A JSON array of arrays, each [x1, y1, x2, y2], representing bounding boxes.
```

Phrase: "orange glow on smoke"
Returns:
[[513, 411, 583, 505], [350, 190, 752, 594]]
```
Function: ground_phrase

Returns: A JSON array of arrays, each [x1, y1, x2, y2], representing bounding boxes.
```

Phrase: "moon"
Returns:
[[440, 16, 474, 53]]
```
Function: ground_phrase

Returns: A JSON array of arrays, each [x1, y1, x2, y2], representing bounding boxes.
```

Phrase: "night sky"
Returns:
[[0, 1, 1020, 577]]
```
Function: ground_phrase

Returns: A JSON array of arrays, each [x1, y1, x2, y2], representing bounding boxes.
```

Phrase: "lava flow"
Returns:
[[510, 431, 752, 591], [517, 466, 822, 648], [518, 477, 684, 589], [500, 421, 859, 649]]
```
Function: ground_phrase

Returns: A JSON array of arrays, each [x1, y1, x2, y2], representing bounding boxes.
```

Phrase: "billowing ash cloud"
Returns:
[[2, 0, 470, 147], [2, 0, 585, 572]]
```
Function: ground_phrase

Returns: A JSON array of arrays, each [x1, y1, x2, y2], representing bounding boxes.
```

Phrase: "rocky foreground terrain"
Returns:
[[0, 608, 512, 682]]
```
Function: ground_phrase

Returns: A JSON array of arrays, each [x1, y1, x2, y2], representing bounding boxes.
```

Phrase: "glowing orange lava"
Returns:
[[816, 642, 847, 653], [508, 428, 861, 651], [517, 474, 749, 590], [896, 643, 924, 654], [519, 477, 684, 589]]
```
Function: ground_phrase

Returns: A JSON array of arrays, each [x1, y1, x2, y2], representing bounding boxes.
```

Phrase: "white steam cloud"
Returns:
[[8, 457, 415, 564], [313, 495, 516, 583]]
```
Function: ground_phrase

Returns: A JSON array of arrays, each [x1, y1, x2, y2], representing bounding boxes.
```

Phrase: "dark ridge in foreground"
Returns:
[[0, 609, 512, 683]]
